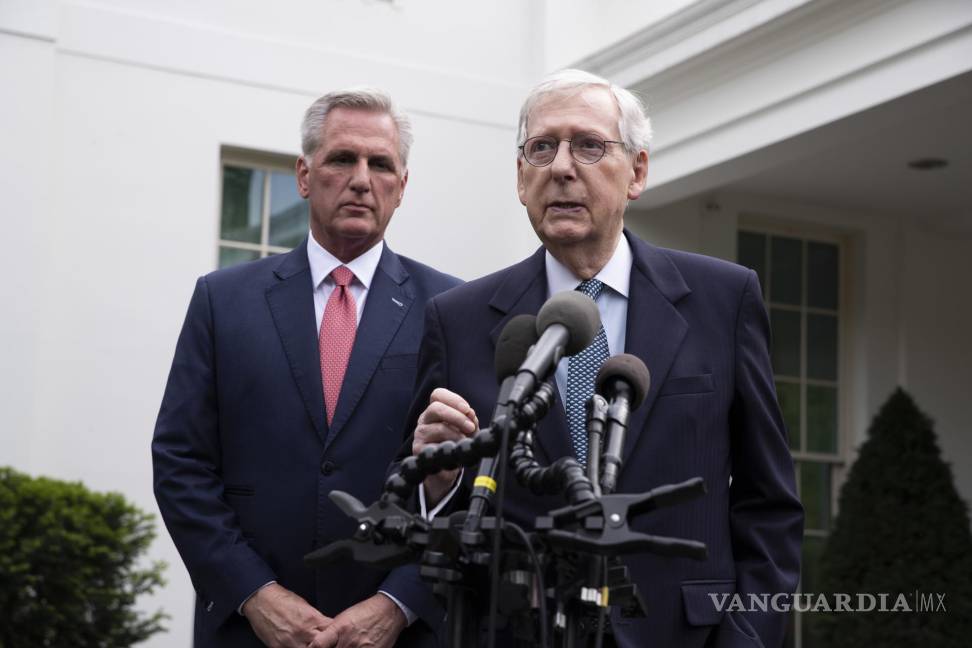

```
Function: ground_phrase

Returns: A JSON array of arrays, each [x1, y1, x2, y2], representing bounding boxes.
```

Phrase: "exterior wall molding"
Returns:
[[574, 0, 820, 87], [571, 0, 972, 208], [0, 0, 57, 41]]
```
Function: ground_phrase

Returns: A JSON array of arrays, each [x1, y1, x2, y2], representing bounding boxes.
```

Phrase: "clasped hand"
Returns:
[[243, 584, 405, 648]]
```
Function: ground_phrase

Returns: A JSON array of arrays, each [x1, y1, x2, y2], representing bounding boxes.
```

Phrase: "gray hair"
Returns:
[[300, 87, 413, 167], [516, 69, 652, 156]]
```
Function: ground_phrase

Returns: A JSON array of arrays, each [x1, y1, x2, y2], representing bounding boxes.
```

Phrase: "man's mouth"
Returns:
[[547, 201, 585, 212], [342, 202, 372, 213]]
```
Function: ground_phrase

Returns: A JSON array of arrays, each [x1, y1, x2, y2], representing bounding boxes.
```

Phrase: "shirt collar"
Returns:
[[545, 234, 632, 299], [307, 233, 384, 289]]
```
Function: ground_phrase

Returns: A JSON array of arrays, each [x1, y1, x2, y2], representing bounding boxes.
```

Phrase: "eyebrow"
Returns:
[[323, 149, 396, 164], [323, 148, 355, 159], [528, 128, 614, 139]]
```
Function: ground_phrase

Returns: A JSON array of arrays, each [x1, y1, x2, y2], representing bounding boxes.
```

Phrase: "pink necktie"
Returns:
[[320, 266, 357, 424]]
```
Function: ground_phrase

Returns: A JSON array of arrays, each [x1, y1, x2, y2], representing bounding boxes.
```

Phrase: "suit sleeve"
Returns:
[[729, 270, 805, 645], [151, 276, 276, 623], [378, 297, 452, 632]]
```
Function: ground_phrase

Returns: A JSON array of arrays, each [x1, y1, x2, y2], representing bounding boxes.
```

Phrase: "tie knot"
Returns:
[[331, 266, 354, 288], [575, 278, 604, 301]]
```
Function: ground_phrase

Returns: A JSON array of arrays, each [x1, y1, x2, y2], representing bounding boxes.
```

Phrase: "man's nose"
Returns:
[[349, 159, 371, 192], [549, 140, 576, 181]]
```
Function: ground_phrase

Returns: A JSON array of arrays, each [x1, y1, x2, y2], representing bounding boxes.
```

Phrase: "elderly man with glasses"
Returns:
[[403, 69, 804, 647]]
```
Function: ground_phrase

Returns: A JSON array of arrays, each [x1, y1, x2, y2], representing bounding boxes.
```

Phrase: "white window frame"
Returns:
[[737, 214, 855, 648], [217, 146, 303, 266]]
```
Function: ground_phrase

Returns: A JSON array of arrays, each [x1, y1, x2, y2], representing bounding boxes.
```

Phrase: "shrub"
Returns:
[[0, 467, 167, 647], [814, 388, 972, 646]]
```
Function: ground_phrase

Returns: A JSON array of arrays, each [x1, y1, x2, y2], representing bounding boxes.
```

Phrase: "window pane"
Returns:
[[807, 385, 838, 454], [807, 314, 838, 381], [269, 171, 307, 248], [771, 309, 801, 377], [219, 246, 260, 268], [770, 236, 803, 305], [776, 381, 801, 450], [221, 166, 264, 243], [800, 462, 831, 531], [807, 242, 838, 310], [737, 231, 767, 295]]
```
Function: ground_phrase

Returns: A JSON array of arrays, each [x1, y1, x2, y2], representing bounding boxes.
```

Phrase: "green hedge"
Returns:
[[0, 467, 167, 647]]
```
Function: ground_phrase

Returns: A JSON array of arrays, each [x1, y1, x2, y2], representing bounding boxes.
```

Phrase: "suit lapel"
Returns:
[[324, 245, 413, 449], [266, 242, 327, 441], [621, 231, 691, 464], [488, 248, 573, 465]]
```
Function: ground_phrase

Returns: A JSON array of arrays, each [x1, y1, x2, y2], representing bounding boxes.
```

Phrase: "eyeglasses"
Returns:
[[519, 134, 623, 166]]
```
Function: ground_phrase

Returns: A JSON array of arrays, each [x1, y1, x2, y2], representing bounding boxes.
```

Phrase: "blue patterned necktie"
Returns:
[[565, 279, 610, 465]]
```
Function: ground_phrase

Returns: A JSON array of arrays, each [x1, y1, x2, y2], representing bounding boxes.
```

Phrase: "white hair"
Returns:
[[300, 86, 413, 166], [516, 69, 652, 156]]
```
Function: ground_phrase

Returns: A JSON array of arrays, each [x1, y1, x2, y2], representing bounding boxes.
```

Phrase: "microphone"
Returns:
[[494, 314, 540, 385], [506, 291, 601, 407], [461, 315, 539, 545], [596, 354, 650, 494]]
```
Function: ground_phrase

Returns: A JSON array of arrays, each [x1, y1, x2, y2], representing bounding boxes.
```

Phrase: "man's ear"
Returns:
[[296, 155, 311, 198], [516, 157, 528, 206], [626, 149, 649, 201], [397, 169, 409, 206]]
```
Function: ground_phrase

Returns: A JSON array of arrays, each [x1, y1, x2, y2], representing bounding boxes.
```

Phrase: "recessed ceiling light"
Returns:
[[907, 158, 948, 170]]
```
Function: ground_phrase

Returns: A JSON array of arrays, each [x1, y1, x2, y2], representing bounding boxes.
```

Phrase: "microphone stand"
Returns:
[[305, 377, 709, 648], [585, 395, 608, 498], [486, 393, 515, 648], [462, 375, 516, 546]]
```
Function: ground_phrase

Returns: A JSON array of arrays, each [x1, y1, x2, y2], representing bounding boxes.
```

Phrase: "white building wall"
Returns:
[[0, 1, 549, 644], [0, 36, 49, 471], [543, 0, 694, 71], [902, 225, 972, 507], [83, 0, 545, 85]]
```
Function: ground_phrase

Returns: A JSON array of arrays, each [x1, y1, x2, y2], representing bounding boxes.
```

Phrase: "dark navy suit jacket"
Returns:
[[405, 230, 803, 647], [153, 240, 461, 647]]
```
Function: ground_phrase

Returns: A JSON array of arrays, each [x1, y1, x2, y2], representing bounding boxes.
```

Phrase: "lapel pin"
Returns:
[[391, 297, 404, 308]]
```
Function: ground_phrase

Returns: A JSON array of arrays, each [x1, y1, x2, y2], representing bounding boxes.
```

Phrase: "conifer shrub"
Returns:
[[814, 389, 972, 646]]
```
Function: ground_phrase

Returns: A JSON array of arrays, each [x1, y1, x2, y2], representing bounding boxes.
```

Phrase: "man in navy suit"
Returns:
[[408, 70, 803, 647], [153, 88, 460, 647]]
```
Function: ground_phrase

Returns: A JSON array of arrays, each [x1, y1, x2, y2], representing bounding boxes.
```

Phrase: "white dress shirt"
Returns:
[[546, 234, 632, 404], [307, 234, 384, 332]]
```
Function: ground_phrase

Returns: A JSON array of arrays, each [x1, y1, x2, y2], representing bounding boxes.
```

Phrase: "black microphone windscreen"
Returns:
[[535, 290, 601, 356], [494, 314, 539, 382], [596, 354, 650, 407]]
